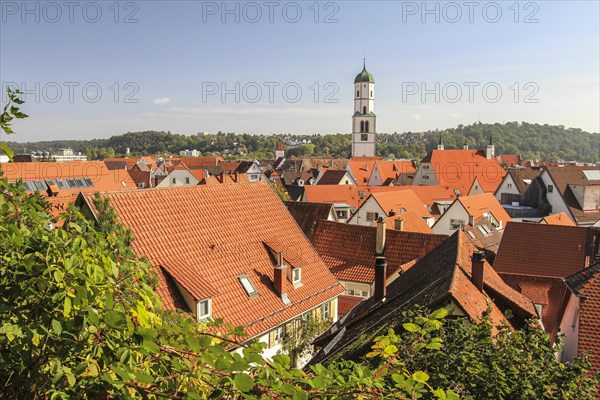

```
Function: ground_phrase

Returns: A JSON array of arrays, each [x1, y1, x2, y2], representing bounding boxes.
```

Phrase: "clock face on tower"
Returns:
[[361, 134, 368, 141]]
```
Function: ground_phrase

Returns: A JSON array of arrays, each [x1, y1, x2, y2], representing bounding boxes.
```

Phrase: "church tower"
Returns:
[[352, 60, 376, 157]]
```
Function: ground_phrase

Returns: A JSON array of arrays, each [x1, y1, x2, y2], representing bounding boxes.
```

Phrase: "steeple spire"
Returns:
[[437, 133, 444, 150], [363, 57, 366, 70], [488, 134, 493, 145]]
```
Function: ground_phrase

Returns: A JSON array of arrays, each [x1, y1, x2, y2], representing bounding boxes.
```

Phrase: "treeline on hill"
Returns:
[[6, 122, 600, 163]]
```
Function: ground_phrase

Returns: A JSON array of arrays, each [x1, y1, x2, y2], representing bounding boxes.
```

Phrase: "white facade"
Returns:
[[432, 200, 470, 235], [468, 177, 485, 195], [52, 148, 87, 162], [156, 169, 200, 187], [494, 174, 521, 203], [557, 294, 580, 363], [539, 170, 574, 220], [347, 196, 386, 226]]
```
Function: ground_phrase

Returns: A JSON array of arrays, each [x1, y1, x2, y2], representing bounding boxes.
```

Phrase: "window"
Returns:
[[365, 121, 369, 131], [370, 91, 373, 97], [360, 121, 365, 132], [171, 178, 176, 184], [356, 90, 359, 97], [467, 231, 476, 240], [238, 274, 258, 297], [507, 183, 513, 188], [274, 325, 285, 342], [361, 134, 368, 141], [198, 299, 210, 319], [361, 290, 368, 297], [321, 302, 331, 320], [292, 267, 302, 284], [478, 225, 492, 235], [547, 184, 554, 193], [363, 106, 366, 114], [336, 210, 348, 219], [424, 175, 429, 180], [185, 177, 190, 184], [366, 212, 379, 221], [137, 182, 145, 188], [450, 219, 465, 230]]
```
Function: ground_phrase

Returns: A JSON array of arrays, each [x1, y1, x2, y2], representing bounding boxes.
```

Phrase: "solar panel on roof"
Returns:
[[67, 179, 77, 187], [75, 178, 86, 188], [56, 180, 68, 189], [583, 170, 600, 181], [84, 178, 94, 187], [33, 181, 47, 191]]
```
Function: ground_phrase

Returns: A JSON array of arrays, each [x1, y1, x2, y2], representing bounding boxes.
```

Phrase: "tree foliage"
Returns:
[[6, 122, 599, 163]]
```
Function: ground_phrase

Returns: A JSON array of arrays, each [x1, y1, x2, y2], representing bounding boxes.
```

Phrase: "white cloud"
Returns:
[[154, 97, 171, 105]]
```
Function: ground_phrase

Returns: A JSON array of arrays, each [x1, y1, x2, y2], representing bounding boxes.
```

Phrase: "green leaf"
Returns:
[[233, 373, 253, 392], [63, 297, 72, 318], [51, 319, 62, 336], [412, 371, 429, 382], [403, 323, 420, 332], [312, 374, 326, 389], [105, 310, 126, 329], [135, 372, 155, 384], [429, 308, 448, 320]]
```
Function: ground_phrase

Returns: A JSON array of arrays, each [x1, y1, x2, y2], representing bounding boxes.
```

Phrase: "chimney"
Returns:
[[233, 171, 239, 182], [395, 217, 404, 231], [375, 217, 386, 256], [274, 252, 287, 298], [388, 209, 396, 217], [374, 256, 388, 301], [471, 251, 485, 293], [219, 172, 224, 183]]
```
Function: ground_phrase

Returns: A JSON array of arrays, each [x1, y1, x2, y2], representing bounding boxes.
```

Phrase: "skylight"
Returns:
[[583, 170, 600, 181], [238, 275, 258, 296]]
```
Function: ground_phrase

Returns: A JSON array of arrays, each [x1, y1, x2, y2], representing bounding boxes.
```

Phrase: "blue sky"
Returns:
[[1, 0, 598, 141]]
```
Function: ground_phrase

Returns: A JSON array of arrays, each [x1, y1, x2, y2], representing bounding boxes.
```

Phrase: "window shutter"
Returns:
[[331, 299, 337, 320], [269, 330, 276, 348]]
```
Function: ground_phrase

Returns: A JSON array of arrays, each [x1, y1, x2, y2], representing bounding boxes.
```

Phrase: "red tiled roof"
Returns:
[[373, 160, 416, 184], [310, 220, 446, 284], [178, 156, 224, 168], [493, 222, 591, 278], [369, 190, 433, 219], [348, 157, 380, 185], [377, 211, 433, 234], [337, 295, 363, 316], [82, 182, 343, 339], [2, 161, 137, 213], [458, 193, 511, 227], [421, 149, 506, 193], [542, 212, 576, 226], [496, 154, 522, 168], [310, 231, 536, 364], [499, 274, 569, 340]]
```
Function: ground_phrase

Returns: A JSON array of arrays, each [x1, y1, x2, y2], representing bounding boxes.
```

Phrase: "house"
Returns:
[[493, 222, 600, 341], [78, 182, 344, 358], [199, 173, 250, 185], [494, 169, 543, 205], [562, 261, 600, 373], [432, 193, 511, 236], [1, 161, 137, 217], [346, 157, 380, 186], [348, 190, 434, 227], [412, 147, 505, 195], [496, 154, 523, 168], [284, 201, 338, 237], [461, 216, 503, 263], [374, 211, 433, 234], [309, 230, 536, 365], [310, 220, 446, 302], [366, 159, 416, 186], [155, 163, 203, 187], [540, 212, 576, 226], [540, 166, 600, 226], [316, 169, 356, 185]]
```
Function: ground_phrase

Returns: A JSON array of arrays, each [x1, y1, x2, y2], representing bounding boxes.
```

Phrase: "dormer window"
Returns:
[[292, 267, 302, 284], [198, 298, 211, 320], [238, 274, 258, 297]]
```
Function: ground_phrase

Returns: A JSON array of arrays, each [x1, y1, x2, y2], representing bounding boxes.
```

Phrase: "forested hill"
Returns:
[[6, 122, 599, 163]]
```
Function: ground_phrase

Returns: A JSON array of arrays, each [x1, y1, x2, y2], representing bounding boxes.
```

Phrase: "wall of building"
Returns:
[[156, 169, 199, 187], [557, 294, 580, 363], [540, 172, 573, 219], [347, 197, 385, 226], [432, 201, 468, 235], [570, 184, 600, 211], [412, 162, 439, 186], [495, 174, 521, 203]]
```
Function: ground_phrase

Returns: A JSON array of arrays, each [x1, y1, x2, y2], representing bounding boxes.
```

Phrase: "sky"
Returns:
[[1, 0, 599, 142]]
